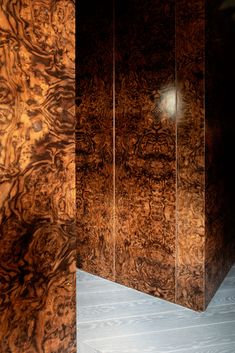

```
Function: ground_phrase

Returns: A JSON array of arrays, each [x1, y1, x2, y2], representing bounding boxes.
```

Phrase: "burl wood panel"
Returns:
[[0, 1, 76, 352], [175, 0, 205, 310], [115, 0, 176, 301], [205, 0, 235, 306], [76, 0, 114, 280], [77, 0, 235, 312]]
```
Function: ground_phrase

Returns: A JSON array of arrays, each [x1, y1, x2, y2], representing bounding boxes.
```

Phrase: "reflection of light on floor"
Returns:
[[160, 88, 176, 117]]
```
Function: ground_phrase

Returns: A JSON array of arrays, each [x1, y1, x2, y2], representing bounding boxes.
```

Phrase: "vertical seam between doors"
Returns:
[[113, 0, 116, 281], [203, 0, 206, 310], [175, 0, 178, 304]]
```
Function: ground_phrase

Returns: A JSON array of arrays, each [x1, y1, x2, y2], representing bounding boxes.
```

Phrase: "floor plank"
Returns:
[[227, 265, 235, 278], [78, 288, 158, 307], [79, 342, 101, 353], [209, 288, 235, 307], [77, 265, 235, 353], [78, 299, 184, 323], [77, 270, 103, 282], [169, 342, 235, 353], [78, 304, 235, 341], [84, 321, 235, 353], [78, 279, 127, 294], [219, 276, 235, 290]]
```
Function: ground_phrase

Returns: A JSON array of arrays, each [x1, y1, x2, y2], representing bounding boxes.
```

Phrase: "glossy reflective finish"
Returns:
[[76, 0, 235, 312], [0, 0, 76, 351], [205, 0, 235, 306], [175, 0, 205, 310], [115, 0, 176, 301], [76, 0, 114, 281]]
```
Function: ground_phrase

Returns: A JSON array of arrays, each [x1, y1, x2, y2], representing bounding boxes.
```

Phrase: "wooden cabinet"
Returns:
[[77, 0, 235, 311]]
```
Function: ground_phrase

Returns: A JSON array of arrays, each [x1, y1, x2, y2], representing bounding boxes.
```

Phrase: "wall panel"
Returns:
[[205, 0, 235, 306], [175, 0, 205, 310], [77, 0, 235, 312], [76, 0, 114, 280], [115, 0, 176, 301], [0, 1, 76, 351]]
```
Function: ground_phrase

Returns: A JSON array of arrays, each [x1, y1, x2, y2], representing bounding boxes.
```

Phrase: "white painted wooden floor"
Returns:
[[77, 264, 235, 353]]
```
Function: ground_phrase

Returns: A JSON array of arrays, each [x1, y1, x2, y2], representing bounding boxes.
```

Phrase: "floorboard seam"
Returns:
[[78, 310, 192, 323], [165, 340, 235, 353], [82, 319, 235, 343]]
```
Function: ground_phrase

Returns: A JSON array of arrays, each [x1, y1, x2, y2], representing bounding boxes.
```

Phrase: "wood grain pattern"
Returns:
[[76, 0, 114, 280], [175, 0, 205, 310], [78, 299, 182, 324], [173, 344, 235, 353], [77, 0, 235, 312], [205, 0, 235, 306], [0, 1, 76, 352], [86, 320, 235, 353], [79, 303, 235, 342], [78, 288, 151, 308], [114, 0, 176, 302], [78, 268, 235, 353]]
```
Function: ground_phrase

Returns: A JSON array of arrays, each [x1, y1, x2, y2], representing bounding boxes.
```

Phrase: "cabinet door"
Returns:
[[76, 0, 115, 280], [115, 0, 176, 302]]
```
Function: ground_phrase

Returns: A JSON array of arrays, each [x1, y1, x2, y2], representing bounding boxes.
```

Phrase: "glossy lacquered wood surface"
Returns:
[[76, 0, 177, 303], [205, 0, 235, 307], [115, 0, 176, 302], [175, 0, 205, 310], [0, 1, 76, 352], [76, 0, 235, 312], [76, 0, 114, 281]]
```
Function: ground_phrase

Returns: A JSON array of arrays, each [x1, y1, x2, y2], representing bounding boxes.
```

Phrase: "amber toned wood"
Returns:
[[77, 0, 235, 312], [0, 1, 76, 352], [76, 0, 114, 280], [175, 0, 205, 311], [205, 0, 235, 306], [115, 0, 176, 301]]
